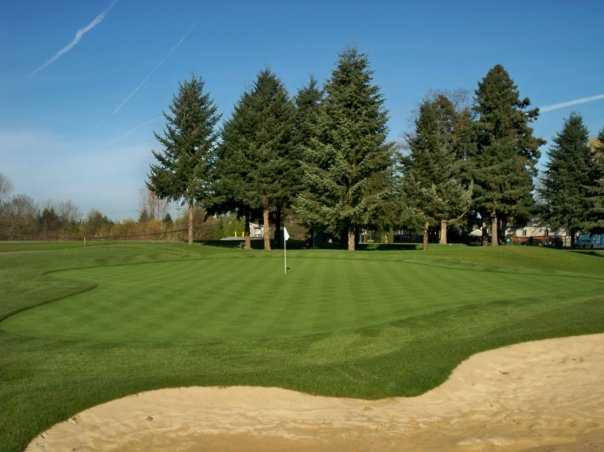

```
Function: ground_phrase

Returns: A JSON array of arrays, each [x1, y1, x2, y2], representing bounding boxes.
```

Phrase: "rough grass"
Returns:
[[1, 242, 604, 452]]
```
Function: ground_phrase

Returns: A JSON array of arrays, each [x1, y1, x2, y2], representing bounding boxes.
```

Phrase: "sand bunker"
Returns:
[[27, 334, 604, 451]]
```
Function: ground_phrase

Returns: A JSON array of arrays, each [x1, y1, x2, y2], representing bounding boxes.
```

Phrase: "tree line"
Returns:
[[149, 48, 603, 250], [0, 177, 243, 242], [2, 49, 601, 248]]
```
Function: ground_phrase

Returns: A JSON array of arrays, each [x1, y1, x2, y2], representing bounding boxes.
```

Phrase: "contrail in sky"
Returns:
[[107, 116, 162, 146], [540, 94, 604, 113], [30, 0, 119, 76], [112, 23, 197, 115]]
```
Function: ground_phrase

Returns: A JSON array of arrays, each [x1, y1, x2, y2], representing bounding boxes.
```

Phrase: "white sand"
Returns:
[[27, 334, 604, 451]]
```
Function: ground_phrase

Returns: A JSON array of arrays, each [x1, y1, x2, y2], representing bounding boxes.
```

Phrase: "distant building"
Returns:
[[512, 226, 548, 245], [249, 222, 274, 239], [510, 226, 570, 247], [250, 222, 263, 238], [589, 137, 603, 156]]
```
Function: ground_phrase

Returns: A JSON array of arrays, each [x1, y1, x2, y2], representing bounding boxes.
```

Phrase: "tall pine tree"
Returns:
[[584, 127, 604, 233], [295, 49, 393, 251], [148, 76, 220, 244], [402, 94, 473, 249], [471, 65, 544, 246], [293, 77, 323, 246], [213, 70, 295, 251], [211, 89, 256, 249], [540, 114, 593, 243]]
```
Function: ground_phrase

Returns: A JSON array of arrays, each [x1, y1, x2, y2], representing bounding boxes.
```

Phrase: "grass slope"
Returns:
[[1, 242, 603, 452]]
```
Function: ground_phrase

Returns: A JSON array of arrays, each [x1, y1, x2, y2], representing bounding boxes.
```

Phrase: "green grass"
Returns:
[[1, 242, 604, 452]]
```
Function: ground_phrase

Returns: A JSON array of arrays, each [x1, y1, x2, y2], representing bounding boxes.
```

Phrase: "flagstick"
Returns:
[[284, 235, 287, 275]]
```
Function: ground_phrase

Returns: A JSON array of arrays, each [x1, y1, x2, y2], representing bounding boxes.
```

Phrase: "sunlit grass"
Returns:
[[1, 242, 603, 452]]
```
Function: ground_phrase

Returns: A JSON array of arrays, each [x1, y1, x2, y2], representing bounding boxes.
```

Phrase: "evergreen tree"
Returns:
[[471, 65, 544, 246], [295, 49, 393, 251], [251, 70, 296, 251], [293, 76, 323, 245], [294, 77, 322, 150], [540, 114, 593, 243], [402, 94, 473, 249], [212, 70, 295, 251], [269, 76, 315, 244], [211, 89, 257, 249], [147, 75, 220, 245], [584, 127, 604, 233]]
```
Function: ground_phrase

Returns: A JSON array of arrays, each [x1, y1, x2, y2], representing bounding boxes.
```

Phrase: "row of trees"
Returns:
[[541, 116, 604, 243], [0, 175, 243, 241], [0, 182, 83, 240], [9, 51, 599, 249], [148, 50, 393, 250], [149, 49, 558, 250]]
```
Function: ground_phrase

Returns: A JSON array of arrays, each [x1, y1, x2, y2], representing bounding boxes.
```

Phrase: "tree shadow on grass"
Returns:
[[198, 239, 421, 251], [571, 250, 604, 258], [357, 243, 419, 251]]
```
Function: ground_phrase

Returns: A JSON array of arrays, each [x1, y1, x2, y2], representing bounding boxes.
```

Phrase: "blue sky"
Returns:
[[1, 0, 603, 218]]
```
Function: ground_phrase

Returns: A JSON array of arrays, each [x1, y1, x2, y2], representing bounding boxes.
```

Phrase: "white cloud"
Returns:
[[539, 94, 604, 113], [30, 0, 119, 76]]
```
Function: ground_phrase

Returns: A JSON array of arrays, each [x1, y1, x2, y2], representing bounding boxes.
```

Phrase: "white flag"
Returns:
[[283, 227, 290, 241]]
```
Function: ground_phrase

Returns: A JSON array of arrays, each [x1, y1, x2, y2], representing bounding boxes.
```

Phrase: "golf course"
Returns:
[[2, 241, 604, 451]]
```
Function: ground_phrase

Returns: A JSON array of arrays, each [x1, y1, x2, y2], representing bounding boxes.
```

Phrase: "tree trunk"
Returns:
[[347, 226, 356, 251], [439, 219, 447, 245], [274, 206, 282, 245], [423, 222, 429, 250], [263, 205, 271, 251], [499, 217, 507, 245], [491, 211, 498, 247], [187, 203, 194, 245], [244, 211, 251, 250]]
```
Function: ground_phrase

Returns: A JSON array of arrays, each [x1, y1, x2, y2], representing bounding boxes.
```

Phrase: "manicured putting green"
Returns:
[[4, 254, 597, 341], [2, 243, 604, 452]]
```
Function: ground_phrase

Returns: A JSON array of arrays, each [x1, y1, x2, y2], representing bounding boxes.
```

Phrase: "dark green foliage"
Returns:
[[401, 94, 473, 241], [148, 76, 220, 208], [210, 91, 254, 218], [295, 49, 393, 250], [241, 70, 296, 212], [212, 70, 295, 249], [293, 76, 322, 155], [470, 65, 544, 241], [293, 77, 323, 240], [584, 127, 604, 233], [540, 114, 594, 238]]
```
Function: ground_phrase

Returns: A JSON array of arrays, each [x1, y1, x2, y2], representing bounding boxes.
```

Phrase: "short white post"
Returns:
[[284, 236, 287, 275], [283, 226, 290, 275]]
